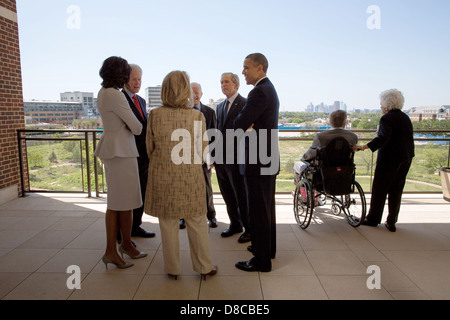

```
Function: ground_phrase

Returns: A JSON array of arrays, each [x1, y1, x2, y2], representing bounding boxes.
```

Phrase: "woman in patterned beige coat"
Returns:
[[144, 70, 217, 280]]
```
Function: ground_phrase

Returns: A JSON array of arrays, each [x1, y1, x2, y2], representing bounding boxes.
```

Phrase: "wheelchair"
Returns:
[[293, 137, 366, 230]]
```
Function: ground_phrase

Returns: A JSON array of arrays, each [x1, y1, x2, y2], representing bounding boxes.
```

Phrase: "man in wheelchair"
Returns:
[[293, 110, 358, 199]]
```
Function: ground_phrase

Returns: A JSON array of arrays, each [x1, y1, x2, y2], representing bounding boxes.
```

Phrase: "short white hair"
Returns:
[[380, 89, 404, 110], [129, 64, 143, 76], [191, 82, 202, 93]]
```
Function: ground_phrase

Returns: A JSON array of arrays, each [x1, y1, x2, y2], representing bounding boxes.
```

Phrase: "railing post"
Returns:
[[93, 131, 99, 198], [370, 152, 374, 193], [17, 130, 26, 197], [447, 142, 450, 167], [85, 131, 92, 197]]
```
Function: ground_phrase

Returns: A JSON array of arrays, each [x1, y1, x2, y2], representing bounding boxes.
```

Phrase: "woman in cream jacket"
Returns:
[[144, 70, 217, 280], [95, 56, 147, 269]]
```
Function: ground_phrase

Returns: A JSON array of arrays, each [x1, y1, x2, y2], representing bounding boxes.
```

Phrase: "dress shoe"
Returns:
[[131, 227, 156, 238], [118, 246, 148, 259], [168, 274, 178, 280], [102, 256, 133, 270], [361, 219, 378, 227], [235, 258, 271, 272], [201, 266, 218, 280], [208, 218, 218, 228], [238, 232, 251, 243], [385, 222, 397, 232], [179, 219, 186, 229], [221, 227, 243, 238]]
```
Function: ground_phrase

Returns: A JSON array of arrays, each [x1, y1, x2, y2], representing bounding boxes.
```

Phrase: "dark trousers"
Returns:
[[203, 165, 216, 221], [216, 163, 249, 231], [244, 175, 277, 268], [367, 158, 413, 225], [132, 157, 149, 230]]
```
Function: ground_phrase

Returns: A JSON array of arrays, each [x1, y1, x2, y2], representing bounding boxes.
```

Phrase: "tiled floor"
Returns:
[[0, 192, 449, 300]]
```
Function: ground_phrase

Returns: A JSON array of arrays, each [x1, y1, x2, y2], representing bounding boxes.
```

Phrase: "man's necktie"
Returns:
[[133, 95, 145, 120], [223, 100, 230, 121]]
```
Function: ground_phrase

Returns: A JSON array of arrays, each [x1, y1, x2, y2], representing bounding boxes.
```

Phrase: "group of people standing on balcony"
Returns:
[[94, 53, 415, 278], [94, 53, 280, 278]]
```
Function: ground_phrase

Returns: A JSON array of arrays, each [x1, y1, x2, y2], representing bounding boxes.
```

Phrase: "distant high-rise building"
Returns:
[[334, 101, 341, 111], [60, 91, 96, 116], [145, 86, 162, 110]]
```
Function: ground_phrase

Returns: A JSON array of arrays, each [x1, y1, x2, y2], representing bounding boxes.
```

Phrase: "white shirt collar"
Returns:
[[226, 92, 239, 106], [123, 88, 135, 99], [254, 76, 268, 87]]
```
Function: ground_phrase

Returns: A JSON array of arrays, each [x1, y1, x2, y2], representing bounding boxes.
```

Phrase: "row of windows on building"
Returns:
[[409, 106, 450, 122]]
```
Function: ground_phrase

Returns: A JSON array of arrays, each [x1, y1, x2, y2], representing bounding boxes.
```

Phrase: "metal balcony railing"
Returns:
[[17, 128, 450, 197]]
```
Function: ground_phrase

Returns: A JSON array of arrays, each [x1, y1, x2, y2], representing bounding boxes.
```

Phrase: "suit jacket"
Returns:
[[303, 128, 359, 161], [234, 78, 280, 176], [368, 109, 415, 167], [217, 94, 247, 132], [198, 102, 217, 131], [122, 91, 148, 162], [94, 87, 142, 160], [216, 94, 247, 165], [197, 103, 216, 168]]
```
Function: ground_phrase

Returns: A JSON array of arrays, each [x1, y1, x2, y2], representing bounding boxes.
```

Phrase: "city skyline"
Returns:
[[17, 0, 450, 111]]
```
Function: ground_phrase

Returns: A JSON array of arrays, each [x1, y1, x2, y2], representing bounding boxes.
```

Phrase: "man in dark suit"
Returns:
[[181, 82, 217, 228], [234, 53, 280, 272], [215, 73, 250, 243], [355, 89, 415, 232], [121, 64, 155, 239]]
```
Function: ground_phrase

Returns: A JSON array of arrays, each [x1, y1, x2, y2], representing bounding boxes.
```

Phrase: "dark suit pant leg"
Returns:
[[245, 175, 277, 268], [229, 164, 250, 232], [203, 166, 216, 221], [216, 164, 242, 229], [386, 159, 412, 225], [132, 160, 148, 230]]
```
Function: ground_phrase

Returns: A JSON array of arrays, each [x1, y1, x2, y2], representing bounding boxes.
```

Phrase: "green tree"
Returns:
[[48, 150, 58, 163], [424, 146, 448, 173], [28, 152, 44, 168]]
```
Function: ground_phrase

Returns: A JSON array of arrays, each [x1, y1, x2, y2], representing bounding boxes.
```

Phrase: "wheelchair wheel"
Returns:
[[331, 201, 341, 215], [343, 181, 366, 227], [293, 177, 314, 229]]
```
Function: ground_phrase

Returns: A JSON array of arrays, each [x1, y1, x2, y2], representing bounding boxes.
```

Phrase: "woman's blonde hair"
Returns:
[[161, 70, 192, 108]]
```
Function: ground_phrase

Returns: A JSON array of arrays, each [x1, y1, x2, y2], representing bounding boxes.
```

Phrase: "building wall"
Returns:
[[0, 0, 24, 204], [24, 101, 84, 125], [145, 86, 163, 109]]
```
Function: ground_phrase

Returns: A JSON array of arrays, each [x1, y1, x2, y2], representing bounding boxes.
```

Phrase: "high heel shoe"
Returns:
[[168, 274, 178, 280], [102, 255, 133, 270], [201, 266, 218, 281], [118, 246, 148, 259]]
